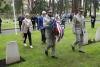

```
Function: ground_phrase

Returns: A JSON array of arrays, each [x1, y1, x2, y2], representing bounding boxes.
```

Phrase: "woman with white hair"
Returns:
[[21, 13, 33, 48]]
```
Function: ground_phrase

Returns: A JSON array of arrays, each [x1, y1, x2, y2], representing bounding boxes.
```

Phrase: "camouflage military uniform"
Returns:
[[72, 13, 85, 52], [44, 15, 57, 57]]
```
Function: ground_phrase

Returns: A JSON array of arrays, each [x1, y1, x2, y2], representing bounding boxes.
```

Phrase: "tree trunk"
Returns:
[[52, 0, 55, 14], [20, 0, 23, 15], [64, 0, 68, 13], [84, 0, 88, 17], [89, 0, 92, 17], [79, 0, 81, 7], [60, 0, 64, 15], [72, 0, 79, 14], [93, 0, 96, 18], [23, 0, 29, 15], [49, 0, 52, 8]]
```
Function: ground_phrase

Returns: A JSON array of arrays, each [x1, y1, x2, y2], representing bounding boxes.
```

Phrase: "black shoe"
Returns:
[[79, 50, 85, 53], [42, 42, 46, 45], [51, 56, 58, 59], [72, 46, 75, 51], [45, 50, 48, 56]]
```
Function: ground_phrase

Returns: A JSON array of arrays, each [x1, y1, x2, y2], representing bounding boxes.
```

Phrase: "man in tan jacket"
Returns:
[[21, 13, 33, 48]]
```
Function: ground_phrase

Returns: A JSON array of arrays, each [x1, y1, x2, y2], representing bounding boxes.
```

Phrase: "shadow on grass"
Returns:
[[0, 57, 25, 67], [83, 39, 100, 46]]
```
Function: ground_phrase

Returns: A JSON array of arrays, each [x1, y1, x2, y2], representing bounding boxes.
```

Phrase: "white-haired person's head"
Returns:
[[42, 11, 46, 16]]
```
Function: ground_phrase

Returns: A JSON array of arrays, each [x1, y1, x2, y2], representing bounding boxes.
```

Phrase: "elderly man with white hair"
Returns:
[[38, 11, 48, 44]]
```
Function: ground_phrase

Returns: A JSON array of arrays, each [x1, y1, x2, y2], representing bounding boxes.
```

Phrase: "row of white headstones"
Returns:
[[83, 27, 100, 45], [6, 28, 100, 64]]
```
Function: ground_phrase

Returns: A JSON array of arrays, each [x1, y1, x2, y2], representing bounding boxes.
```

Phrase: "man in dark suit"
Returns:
[[31, 15, 37, 30], [91, 15, 96, 28], [18, 15, 25, 31], [0, 18, 2, 33], [38, 11, 47, 44]]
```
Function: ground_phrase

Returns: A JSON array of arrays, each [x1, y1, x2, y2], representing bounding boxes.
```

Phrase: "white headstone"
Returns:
[[83, 32, 88, 45], [95, 28, 100, 41], [6, 41, 20, 64]]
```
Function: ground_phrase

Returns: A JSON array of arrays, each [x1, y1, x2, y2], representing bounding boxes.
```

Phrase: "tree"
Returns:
[[32, 0, 48, 14], [52, 0, 55, 14], [93, 0, 99, 17], [84, 0, 99, 17], [14, 0, 23, 14], [72, 0, 79, 14], [84, 0, 89, 17], [49, 0, 52, 8], [57, 0, 64, 15], [0, 0, 12, 13]]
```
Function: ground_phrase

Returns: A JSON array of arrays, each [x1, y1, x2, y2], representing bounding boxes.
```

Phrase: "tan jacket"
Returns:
[[21, 18, 33, 33]]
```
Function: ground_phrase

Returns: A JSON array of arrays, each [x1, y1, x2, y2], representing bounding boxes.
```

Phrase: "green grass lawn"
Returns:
[[0, 22, 100, 67], [1, 19, 19, 30]]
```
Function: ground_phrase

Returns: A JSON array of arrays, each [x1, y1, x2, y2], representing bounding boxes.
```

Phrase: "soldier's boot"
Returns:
[[78, 45, 85, 53], [45, 45, 50, 56], [79, 50, 85, 53], [51, 56, 58, 59], [51, 45, 58, 59], [72, 41, 78, 51], [45, 50, 48, 56], [71, 46, 75, 51]]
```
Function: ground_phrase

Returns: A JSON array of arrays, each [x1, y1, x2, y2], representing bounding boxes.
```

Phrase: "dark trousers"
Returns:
[[70, 18, 72, 22], [0, 24, 1, 33], [23, 30, 32, 46], [61, 20, 65, 29], [32, 22, 36, 30], [41, 29, 46, 43], [19, 21, 22, 31], [91, 22, 95, 28]]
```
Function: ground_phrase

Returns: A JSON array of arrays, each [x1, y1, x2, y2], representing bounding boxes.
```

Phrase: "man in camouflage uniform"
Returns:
[[72, 8, 86, 53], [44, 10, 58, 58]]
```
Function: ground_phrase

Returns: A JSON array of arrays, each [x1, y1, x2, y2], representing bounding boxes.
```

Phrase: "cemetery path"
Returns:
[[1, 29, 20, 35]]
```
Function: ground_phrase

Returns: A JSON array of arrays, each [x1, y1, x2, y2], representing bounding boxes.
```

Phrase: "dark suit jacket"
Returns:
[[0, 18, 2, 23]]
